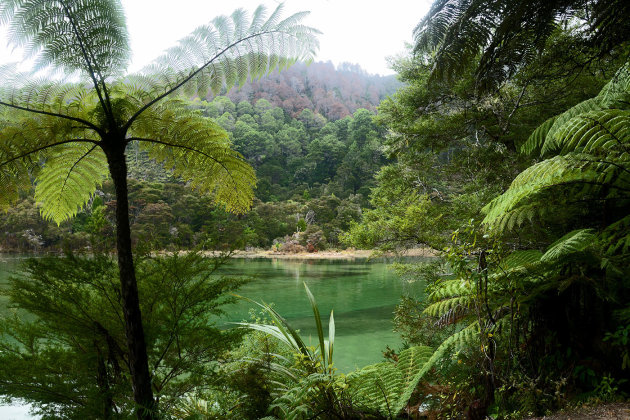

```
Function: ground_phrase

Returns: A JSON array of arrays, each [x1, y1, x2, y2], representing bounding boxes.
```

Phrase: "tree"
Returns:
[[413, 0, 630, 91], [483, 62, 630, 268], [0, 1, 318, 417], [0, 251, 244, 419]]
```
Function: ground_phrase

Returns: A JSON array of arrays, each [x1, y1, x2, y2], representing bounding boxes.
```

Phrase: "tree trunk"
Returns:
[[106, 143, 156, 419]]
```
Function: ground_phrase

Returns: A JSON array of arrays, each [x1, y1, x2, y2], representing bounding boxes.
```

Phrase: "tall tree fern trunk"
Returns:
[[106, 143, 156, 419]]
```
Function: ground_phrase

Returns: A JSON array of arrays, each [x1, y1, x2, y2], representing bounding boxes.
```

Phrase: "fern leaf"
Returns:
[[130, 99, 256, 214], [521, 115, 556, 156], [482, 154, 602, 231], [424, 296, 472, 318], [430, 279, 473, 300], [598, 62, 630, 106], [392, 346, 434, 414], [551, 109, 630, 155], [499, 250, 543, 270], [0, 0, 130, 77], [601, 215, 630, 255], [542, 97, 605, 155], [395, 324, 479, 412], [34, 143, 108, 225], [541, 229, 596, 263], [137, 3, 320, 100], [347, 346, 433, 417]]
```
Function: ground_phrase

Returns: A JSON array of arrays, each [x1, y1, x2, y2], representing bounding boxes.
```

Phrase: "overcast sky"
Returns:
[[0, 0, 432, 76]]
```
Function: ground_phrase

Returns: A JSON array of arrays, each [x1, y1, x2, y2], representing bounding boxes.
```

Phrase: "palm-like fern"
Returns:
[[346, 345, 434, 418], [0, 2, 319, 416], [483, 63, 630, 244], [413, 0, 630, 91]]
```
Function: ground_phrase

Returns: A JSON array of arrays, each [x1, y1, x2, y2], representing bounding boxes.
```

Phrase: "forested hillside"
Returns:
[[222, 61, 400, 120], [0, 63, 392, 252]]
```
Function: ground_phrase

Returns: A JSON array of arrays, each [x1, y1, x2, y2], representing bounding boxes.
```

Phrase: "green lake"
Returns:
[[0, 255, 428, 372]]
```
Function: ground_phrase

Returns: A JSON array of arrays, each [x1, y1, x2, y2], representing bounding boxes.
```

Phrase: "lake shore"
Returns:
[[0, 247, 439, 260], [224, 247, 438, 260]]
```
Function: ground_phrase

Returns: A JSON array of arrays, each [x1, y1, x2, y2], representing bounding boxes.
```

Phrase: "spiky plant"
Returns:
[[0, 1, 318, 417]]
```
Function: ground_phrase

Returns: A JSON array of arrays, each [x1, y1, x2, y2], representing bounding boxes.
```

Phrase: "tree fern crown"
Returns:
[[0, 2, 320, 223]]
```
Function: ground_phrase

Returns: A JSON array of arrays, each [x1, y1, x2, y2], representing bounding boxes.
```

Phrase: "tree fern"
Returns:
[[126, 4, 319, 124], [521, 115, 558, 156], [600, 215, 630, 256], [549, 109, 630, 155], [129, 99, 256, 213], [0, 0, 130, 76], [485, 62, 630, 235], [0, 2, 319, 416], [498, 250, 543, 270], [482, 154, 597, 230], [412, 0, 630, 92], [541, 98, 610, 155]]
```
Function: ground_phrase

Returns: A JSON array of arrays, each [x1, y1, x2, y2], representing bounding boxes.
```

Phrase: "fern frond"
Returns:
[[130, 99, 256, 214], [601, 215, 630, 255], [347, 362, 400, 416], [424, 296, 472, 319], [541, 229, 595, 263], [599, 62, 630, 106], [0, 106, 99, 210], [499, 250, 543, 270], [521, 115, 557, 156], [483, 154, 594, 230], [542, 97, 606, 155], [34, 143, 108, 224], [135, 4, 319, 102], [430, 279, 473, 300], [392, 345, 435, 414], [0, 0, 130, 77], [550, 109, 630, 155], [347, 346, 434, 417]]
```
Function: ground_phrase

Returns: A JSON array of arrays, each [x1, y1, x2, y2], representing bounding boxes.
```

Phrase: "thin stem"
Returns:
[[123, 29, 285, 133], [0, 138, 98, 167], [58, 0, 112, 125], [0, 101, 102, 134]]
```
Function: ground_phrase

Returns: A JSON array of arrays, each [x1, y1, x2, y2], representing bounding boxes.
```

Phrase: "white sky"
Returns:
[[0, 0, 432, 76]]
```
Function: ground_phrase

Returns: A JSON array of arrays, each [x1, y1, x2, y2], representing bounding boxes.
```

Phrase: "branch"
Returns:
[[0, 101, 102, 134], [127, 137, 240, 183], [506, 81, 529, 122], [58, 144, 99, 199], [58, 0, 113, 124], [0, 139, 98, 167], [123, 29, 285, 132]]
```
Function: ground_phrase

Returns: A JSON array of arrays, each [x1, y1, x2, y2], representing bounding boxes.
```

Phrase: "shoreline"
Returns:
[[0, 247, 438, 260], [224, 247, 438, 260]]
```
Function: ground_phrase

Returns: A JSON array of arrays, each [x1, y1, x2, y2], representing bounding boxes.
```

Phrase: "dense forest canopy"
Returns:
[[0, 62, 393, 253]]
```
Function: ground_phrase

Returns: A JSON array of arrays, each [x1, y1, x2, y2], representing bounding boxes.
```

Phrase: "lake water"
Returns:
[[0, 254, 428, 418]]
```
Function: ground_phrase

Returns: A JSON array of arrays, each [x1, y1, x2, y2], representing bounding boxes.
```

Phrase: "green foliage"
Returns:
[[0, 2, 319, 223], [236, 285, 440, 419], [347, 346, 434, 417], [131, 99, 256, 214], [0, 251, 245, 418], [413, 0, 630, 91], [34, 144, 110, 224], [483, 62, 630, 249]]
